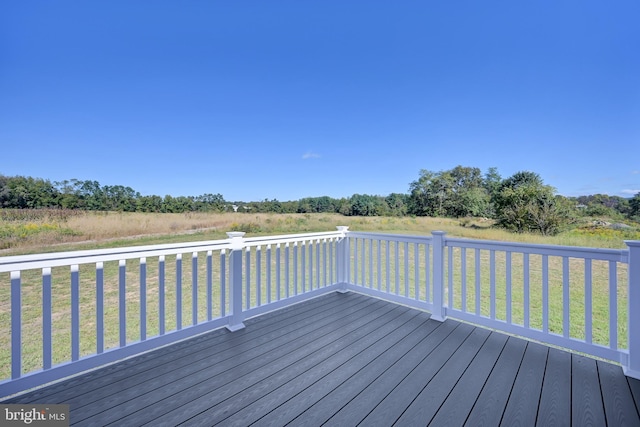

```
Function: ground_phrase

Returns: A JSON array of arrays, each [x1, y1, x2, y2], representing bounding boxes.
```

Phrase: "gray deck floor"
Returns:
[[4, 292, 640, 426]]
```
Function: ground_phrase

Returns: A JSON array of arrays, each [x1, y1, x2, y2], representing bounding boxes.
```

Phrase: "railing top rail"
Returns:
[[1, 228, 633, 272], [0, 238, 231, 264], [243, 230, 344, 247], [445, 236, 629, 262], [345, 231, 433, 244], [0, 230, 347, 272], [0, 239, 232, 272]]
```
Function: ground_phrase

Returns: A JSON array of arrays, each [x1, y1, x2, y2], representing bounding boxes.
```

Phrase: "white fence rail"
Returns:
[[345, 231, 638, 379], [1, 227, 639, 398], [0, 230, 344, 397]]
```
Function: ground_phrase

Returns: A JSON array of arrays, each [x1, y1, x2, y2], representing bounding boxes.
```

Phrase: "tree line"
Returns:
[[1, 167, 639, 236], [0, 175, 408, 216]]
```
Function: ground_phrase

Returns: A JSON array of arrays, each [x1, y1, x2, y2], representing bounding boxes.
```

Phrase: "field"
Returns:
[[1, 210, 638, 380], [2, 209, 639, 256]]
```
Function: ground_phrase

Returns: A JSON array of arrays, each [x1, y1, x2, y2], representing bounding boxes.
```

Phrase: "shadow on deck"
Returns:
[[3, 292, 640, 426]]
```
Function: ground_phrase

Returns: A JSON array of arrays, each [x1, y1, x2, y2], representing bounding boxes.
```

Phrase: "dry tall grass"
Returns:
[[1, 211, 636, 256]]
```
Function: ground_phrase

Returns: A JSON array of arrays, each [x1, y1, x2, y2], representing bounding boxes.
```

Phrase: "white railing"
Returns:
[[1, 227, 638, 398], [0, 230, 345, 397], [345, 230, 639, 379]]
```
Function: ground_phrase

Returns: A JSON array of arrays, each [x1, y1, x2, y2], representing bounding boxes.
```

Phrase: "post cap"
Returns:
[[226, 232, 246, 239]]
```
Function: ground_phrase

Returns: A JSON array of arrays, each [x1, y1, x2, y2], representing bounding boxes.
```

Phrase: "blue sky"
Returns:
[[2, 1, 639, 202]]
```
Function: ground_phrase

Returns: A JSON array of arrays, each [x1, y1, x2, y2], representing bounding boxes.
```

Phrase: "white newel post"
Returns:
[[226, 232, 246, 331], [336, 226, 349, 293], [431, 231, 446, 322], [625, 240, 640, 378]]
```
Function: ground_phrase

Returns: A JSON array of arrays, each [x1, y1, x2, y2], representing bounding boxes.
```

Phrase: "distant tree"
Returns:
[[494, 171, 575, 235], [576, 194, 630, 218], [584, 204, 619, 218], [345, 194, 387, 216], [483, 167, 502, 199], [55, 179, 81, 209], [407, 169, 449, 216], [136, 195, 163, 212], [194, 193, 225, 212], [296, 196, 338, 213], [102, 185, 138, 211], [0, 175, 9, 207], [0, 175, 57, 208], [483, 166, 502, 216], [348, 194, 374, 216], [629, 193, 640, 220], [78, 180, 104, 210], [385, 193, 408, 216], [530, 195, 577, 236], [255, 198, 283, 213], [408, 166, 490, 217], [279, 200, 299, 213], [337, 198, 351, 216], [457, 186, 491, 218]]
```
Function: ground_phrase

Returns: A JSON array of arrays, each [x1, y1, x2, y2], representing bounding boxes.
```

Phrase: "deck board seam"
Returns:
[[533, 346, 550, 427]]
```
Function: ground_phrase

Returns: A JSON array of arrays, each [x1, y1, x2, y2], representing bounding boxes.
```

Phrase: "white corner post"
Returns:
[[624, 240, 640, 378], [431, 231, 447, 322], [226, 232, 246, 331], [336, 226, 350, 293]]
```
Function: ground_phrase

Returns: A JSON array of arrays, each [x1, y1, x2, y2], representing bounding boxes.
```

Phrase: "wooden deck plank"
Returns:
[[628, 377, 640, 413], [287, 319, 460, 427], [500, 341, 548, 426], [255, 315, 442, 426], [572, 354, 607, 426], [394, 327, 492, 425], [2, 292, 639, 427], [77, 295, 399, 425], [598, 360, 640, 426], [66, 294, 380, 423], [184, 309, 428, 426], [11, 291, 358, 405], [536, 347, 571, 427], [356, 322, 476, 426], [464, 336, 528, 426], [427, 332, 509, 426]]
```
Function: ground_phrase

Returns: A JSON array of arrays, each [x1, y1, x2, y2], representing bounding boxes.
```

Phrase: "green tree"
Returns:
[[346, 194, 387, 216], [55, 179, 83, 209], [385, 193, 408, 216], [408, 166, 490, 217], [77, 180, 104, 210], [1, 175, 57, 208], [136, 195, 164, 212], [407, 169, 449, 216], [194, 193, 225, 212], [494, 171, 574, 235], [629, 193, 640, 220]]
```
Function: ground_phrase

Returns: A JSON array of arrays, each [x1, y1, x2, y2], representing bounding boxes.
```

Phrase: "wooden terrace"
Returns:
[[4, 292, 640, 426], [2, 228, 640, 425]]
